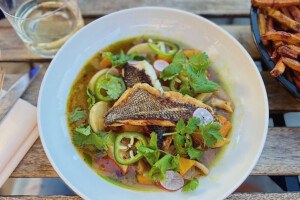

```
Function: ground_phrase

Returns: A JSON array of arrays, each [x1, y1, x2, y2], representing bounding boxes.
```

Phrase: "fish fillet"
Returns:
[[104, 83, 213, 127], [123, 61, 163, 92]]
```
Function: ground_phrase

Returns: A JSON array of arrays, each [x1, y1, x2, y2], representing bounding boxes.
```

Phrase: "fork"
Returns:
[[0, 67, 5, 96]]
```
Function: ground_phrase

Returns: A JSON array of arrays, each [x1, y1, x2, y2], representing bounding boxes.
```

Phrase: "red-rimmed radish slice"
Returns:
[[193, 108, 214, 125], [153, 59, 169, 72], [158, 171, 184, 191]]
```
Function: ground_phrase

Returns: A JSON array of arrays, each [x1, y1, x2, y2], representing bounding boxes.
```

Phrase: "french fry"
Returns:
[[288, 6, 300, 23], [252, 0, 300, 7], [277, 45, 300, 59], [267, 17, 275, 32], [282, 57, 300, 72], [281, 7, 293, 19], [274, 40, 285, 48], [286, 44, 300, 54], [265, 7, 300, 32], [262, 31, 300, 45], [259, 13, 268, 45], [270, 58, 286, 77]]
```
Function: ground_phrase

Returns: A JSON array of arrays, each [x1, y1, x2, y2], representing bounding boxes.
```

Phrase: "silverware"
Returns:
[[0, 66, 41, 122]]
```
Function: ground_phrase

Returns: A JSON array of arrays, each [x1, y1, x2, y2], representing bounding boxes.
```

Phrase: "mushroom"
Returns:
[[210, 98, 234, 113], [194, 161, 209, 175]]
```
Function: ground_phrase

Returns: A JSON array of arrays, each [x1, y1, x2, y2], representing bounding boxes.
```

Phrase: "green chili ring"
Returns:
[[114, 132, 148, 165], [94, 74, 126, 102], [148, 41, 179, 58]]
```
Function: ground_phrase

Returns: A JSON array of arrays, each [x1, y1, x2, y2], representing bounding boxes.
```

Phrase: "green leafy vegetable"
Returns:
[[103, 51, 134, 67], [101, 77, 125, 99], [72, 126, 115, 151], [69, 108, 87, 122], [147, 154, 179, 181], [86, 89, 96, 110], [138, 132, 160, 166], [199, 122, 223, 147], [187, 147, 203, 161], [160, 51, 219, 94], [182, 178, 199, 192]]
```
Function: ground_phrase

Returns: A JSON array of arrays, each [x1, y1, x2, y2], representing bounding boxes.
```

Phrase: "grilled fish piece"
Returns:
[[123, 61, 163, 92], [104, 83, 213, 127]]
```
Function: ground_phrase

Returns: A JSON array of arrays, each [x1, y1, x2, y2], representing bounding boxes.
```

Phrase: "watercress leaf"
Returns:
[[148, 154, 173, 181], [187, 147, 203, 161], [185, 117, 200, 134], [86, 89, 96, 110], [182, 178, 199, 192], [159, 63, 182, 81], [137, 146, 160, 166], [175, 119, 186, 134], [69, 108, 87, 122]]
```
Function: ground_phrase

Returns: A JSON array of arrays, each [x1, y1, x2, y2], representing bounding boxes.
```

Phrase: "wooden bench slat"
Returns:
[[1, 193, 300, 199], [11, 127, 300, 178], [0, 20, 259, 61], [78, 0, 250, 17]]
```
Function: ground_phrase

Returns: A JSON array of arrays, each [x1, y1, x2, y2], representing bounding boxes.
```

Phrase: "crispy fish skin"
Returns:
[[104, 83, 213, 127]]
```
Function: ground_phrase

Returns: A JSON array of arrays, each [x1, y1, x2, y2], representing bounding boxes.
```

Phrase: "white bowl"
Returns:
[[38, 7, 269, 200]]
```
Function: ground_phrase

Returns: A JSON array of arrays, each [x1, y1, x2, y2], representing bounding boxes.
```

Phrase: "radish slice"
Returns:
[[193, 108, 214, 125], [159, 171, 184, 191], [153, 59, 169, 72]]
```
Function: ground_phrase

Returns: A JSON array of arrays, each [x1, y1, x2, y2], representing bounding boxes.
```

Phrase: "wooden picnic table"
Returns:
[[0, 0, 300, 199]]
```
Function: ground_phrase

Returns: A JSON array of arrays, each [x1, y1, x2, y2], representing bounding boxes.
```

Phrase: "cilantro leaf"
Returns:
[[173, 134, 187, 155], [149, 132, 158, 150], [187, 147, 203, 161], [186, 117, 200, 134], [138, 132, 160, 166], [190, 76, 219, 93], [148, 154, 179, 181], [69, 108, 87, 122], [172, 51, 187, 65], [101, 77, 125, 100], [73, 126, 115, 151], [182, 178, 199, 192], [179, 81, 193, 96], [189, 52, 211, 71], [103, 51, 134, 67], [199, 122, 223, 147], [137, 146, 160, 166], [75, 125, 91, 136], [175, 119, 186, 134], [86, 89, 96, 110], [159, 63, 182, 81]]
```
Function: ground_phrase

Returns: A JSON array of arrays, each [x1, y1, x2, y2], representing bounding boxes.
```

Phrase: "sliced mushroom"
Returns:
[[210, 98, 233, 113], [194, 161, 209, 175], [89, 101, 109, 132], [162, 136, 173, 151], [127, 43, 153, 55], [213, 138, 230, 148], [196, 93, 213, 102]]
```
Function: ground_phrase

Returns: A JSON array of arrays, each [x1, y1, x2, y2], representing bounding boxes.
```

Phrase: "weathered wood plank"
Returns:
[[78, 0, 250, 17], [0, 19, 259, 61], [1, 193, 300, 200], [11, 127, 300, 178]]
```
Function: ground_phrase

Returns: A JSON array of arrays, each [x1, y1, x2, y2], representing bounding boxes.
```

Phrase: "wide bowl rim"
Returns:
[[38, 6, 269, 200], [250, 6, 300, 99]]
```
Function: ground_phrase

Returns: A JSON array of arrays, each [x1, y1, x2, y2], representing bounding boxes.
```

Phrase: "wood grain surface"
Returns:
[[78, 0, 251, 17], [10, 127, 300, 178], [0, 193, 300, 200], [0, 20, 259, 61]]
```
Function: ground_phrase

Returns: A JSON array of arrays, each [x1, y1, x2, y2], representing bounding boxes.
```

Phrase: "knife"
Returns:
[[0, 66, 42, 122]]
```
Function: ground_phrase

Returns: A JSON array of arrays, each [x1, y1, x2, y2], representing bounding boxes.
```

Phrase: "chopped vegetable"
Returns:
[[198, 122, 223, 148], [86, 89, 96, 110], [194, 161, 209, 175], [99, 57, 112, 68], [210, 98, 234, 113], [114, 132, 148, 165], [94, 73, 126, 101], [153, 59, 169, 72], [137, 132, 160, 166], [136, 174, 153, 185], [107, 144, 129, 174], [183, 49, 201, 58], [216, 115, 232, 137], [182, 178, 199, 192], [88, 68, 118, 92], [179, 157, 196, 176], [193, 108, 214, 125], [69, 108, 87, 123], [158, 171, 184, 191]]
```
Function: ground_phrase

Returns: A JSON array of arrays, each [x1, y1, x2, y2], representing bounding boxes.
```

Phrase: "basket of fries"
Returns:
[[251, 0, 300, 99]]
